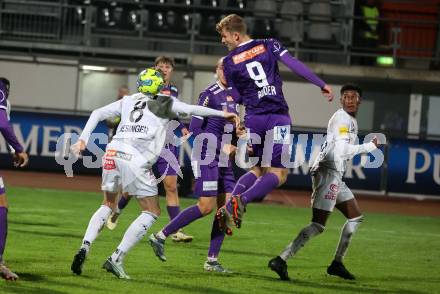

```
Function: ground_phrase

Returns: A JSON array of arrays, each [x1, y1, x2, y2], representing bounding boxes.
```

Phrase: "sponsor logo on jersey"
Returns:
[[232, 44, 266, 64], [103, 158, 116, 170], [339, 125, 349, 135], [203, 181, 218, 191], [115, 151, 133, 161], [105, 149, 117, 157], [330, 183, 339, 192]]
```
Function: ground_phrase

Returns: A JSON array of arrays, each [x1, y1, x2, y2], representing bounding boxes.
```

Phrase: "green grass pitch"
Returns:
[[1, 187, 439, 294]]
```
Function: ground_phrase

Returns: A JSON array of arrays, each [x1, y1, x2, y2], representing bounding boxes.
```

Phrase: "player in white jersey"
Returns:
[[70, 69, 238, 279], [268, 84, 380, 281]]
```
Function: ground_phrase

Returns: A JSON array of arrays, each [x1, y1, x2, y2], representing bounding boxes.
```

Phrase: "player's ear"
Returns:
[[234, 31, 240, 41]]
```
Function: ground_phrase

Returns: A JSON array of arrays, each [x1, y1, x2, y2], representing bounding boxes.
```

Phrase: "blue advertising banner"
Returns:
[[0, 110, 108, 174], [387, 139, 440, 196], [4, 110, 437, 197]]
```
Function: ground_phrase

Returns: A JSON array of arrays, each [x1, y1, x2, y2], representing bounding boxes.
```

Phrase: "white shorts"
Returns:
[[311, 169, 354, 212], [101, 149, 158, 198]]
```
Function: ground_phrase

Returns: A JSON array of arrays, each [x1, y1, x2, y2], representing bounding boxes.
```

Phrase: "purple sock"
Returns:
[[162, 205, 203, 237], [118, 195, 130, 210], [227, 173, 279, 212], [208, 216, 225, 259], [0, 207, 8, 262], [232, 172, 258, 195], [166, 205, 180, 221]]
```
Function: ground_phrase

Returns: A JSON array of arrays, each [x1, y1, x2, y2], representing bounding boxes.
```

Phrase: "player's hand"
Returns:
[[13, 152, 28, 168], [224, 112, 240, 129], [181, 127, 190, 136], [322, 84, 334, 102], [71, 139, 86, 156], [247, 144, 254, 156], [372, 136, 379, 147], [222, 143, 237, 156], [236, 125, 246, 138]]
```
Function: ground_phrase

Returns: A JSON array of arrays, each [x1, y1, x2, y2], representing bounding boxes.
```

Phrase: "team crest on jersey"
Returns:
[[0, 90, 5, 103], [273, 125, 290, 144], [272, 41, 281, 53], [232, 44, 266, 64]]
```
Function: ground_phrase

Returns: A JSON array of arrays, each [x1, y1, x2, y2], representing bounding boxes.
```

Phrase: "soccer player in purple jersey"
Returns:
[[149, 59, 238, 272], [214, 14, 334, 233], [0, 77, 29, 281], [107, 56, 194, 243]]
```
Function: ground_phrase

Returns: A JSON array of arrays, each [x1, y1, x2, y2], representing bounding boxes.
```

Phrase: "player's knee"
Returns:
[[148, 207, 161, 217], [164, 182, 177, 194], [197, 203, 214, 215], [103, 199, 117, 210], [200, 206, 214, 215]]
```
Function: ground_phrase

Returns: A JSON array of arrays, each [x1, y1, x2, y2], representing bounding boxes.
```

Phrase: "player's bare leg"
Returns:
[[269, 208, 329, 280], [163, 175, 193, 242], [107, 192, 131, 230], [0, 194, 18, 281], [104, 196, 160, 279], [327, 199, 363, 280], [71, 192, 118, 275]]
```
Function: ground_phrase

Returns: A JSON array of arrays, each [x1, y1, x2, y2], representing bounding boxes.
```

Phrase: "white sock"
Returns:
[[207, 257, 218, 263], [111, 211, 158, 263], [334, 216, 363, 262], [280, 222, 325, 261], [81, 205, 112, 252], [156, 230, 166, 240]]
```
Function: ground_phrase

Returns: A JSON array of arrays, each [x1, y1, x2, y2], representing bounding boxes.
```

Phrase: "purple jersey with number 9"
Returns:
[[223, 38, 289, 116]]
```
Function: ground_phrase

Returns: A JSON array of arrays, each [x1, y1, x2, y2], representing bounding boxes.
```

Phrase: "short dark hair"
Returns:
[[154, 56, 175, 68], [340, 83, 362, 97], [0, 77, 10, 97]]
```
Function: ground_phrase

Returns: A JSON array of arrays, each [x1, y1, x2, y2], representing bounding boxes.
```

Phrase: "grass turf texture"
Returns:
[[1, 187, 439, 294]]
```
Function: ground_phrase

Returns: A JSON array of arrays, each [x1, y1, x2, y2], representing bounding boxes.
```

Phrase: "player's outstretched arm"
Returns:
[[334, 117, 377, 160], [78, 100, 122, 145], [172, 100, 240, 128], [279, 52, 334, 101], [0, 109, 24, 155]]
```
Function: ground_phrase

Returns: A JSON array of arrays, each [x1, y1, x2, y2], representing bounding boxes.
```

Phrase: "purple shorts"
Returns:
[[154, 144, 180, 177], [193, 161, 236, 197], [245, 113, 292, 168], [0, 174, 5, 194]]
